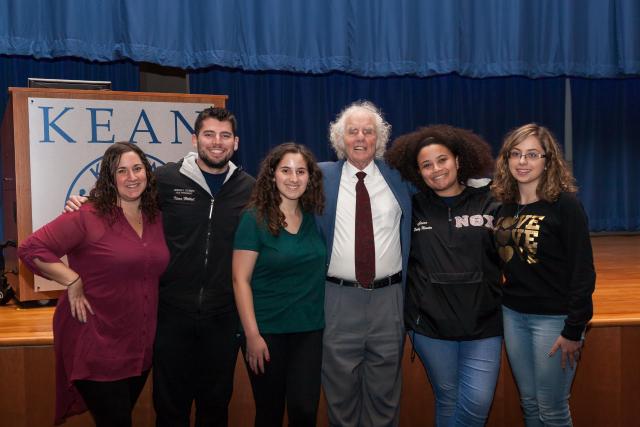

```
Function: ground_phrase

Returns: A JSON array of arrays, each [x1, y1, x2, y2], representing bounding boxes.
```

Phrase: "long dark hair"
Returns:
[[248, 143, 324, 236], [88, 142, 159, 222]]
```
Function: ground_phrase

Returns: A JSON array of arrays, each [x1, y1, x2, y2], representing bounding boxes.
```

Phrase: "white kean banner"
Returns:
[[27, 97, 211, 291]]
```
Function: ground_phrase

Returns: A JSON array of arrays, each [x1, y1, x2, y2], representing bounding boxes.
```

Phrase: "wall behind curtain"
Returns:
[[0, 55, 139, 240], [189, 67, 565, 175], [572, 78, 640, 231]]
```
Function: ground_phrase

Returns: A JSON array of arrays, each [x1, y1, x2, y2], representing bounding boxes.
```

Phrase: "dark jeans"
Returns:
[[242, 329, 323, 427], [153, 306, 240, 427], [75, 370, 150, 427]]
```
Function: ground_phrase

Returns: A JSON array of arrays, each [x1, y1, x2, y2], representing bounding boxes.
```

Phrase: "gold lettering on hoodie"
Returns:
[[495, 214, 545, 264]]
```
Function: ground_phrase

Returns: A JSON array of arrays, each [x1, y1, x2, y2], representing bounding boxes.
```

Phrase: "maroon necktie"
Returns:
[[355, 171, 375, 286]]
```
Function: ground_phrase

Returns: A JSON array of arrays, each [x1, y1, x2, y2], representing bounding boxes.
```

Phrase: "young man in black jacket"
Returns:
[[153, 107, 255, 426]]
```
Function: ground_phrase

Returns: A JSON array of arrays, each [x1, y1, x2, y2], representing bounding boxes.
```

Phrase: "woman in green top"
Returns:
[[233, 143, 326, 427]]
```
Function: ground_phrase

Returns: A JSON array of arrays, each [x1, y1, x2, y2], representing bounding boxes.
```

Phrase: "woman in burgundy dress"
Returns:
[[19, 142, 169, 426]]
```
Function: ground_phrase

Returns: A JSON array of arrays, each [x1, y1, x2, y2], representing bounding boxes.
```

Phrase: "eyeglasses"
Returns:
[[508, 151, 546, 161]]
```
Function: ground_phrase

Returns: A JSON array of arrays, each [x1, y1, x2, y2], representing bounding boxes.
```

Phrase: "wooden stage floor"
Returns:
[[586, 235, 640, 326], [1, 234, 637, 345]]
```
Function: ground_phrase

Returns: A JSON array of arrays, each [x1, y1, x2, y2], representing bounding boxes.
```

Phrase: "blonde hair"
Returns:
[[491, 123, 577, 203]]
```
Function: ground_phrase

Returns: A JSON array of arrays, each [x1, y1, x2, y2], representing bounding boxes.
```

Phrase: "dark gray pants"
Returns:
[[322, 282, 405, 427]]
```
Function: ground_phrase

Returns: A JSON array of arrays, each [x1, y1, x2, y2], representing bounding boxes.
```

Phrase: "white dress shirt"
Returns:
[[327, 160, 402, 281]]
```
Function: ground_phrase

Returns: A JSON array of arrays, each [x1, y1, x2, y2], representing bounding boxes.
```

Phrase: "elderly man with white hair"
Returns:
[[316, 101, 413, 427]]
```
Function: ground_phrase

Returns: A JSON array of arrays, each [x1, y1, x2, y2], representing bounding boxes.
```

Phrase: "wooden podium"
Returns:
[[1, 87, 227, 302]]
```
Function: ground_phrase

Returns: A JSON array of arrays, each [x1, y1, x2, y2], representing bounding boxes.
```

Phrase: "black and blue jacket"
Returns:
[[406, 185, 503, 340]]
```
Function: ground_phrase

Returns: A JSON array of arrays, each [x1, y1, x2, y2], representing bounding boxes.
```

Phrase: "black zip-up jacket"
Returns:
[[155, 153, 254, 316], [405, 185, 502, 340]]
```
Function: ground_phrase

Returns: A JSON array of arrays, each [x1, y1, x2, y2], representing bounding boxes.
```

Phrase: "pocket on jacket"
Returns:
[[429, 271, 483, 285]]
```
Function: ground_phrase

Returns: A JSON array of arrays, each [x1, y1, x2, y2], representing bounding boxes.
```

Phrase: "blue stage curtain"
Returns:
[[0, 55, 139, 240], [189, 67, 565, 177], [571, 78, 640, 231], [1, 0, 638, 77]]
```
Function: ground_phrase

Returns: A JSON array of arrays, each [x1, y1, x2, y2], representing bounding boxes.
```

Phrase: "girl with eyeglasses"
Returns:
[[491, 123, 596, 427]]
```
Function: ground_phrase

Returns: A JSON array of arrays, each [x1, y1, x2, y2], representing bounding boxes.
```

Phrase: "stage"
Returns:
[[0, 235, 638, 426]]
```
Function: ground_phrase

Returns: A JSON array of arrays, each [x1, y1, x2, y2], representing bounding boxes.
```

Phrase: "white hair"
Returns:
[[328, 100, 391, 160]]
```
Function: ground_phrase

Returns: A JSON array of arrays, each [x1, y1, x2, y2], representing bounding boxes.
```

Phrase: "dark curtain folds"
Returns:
[[0, 55, 139, 239], [571, 78, 640, 231], [1, 0, 638, 77], [189, 67, 565, 177]]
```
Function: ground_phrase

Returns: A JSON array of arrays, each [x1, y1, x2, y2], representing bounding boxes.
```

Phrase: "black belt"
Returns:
[[326, 272, 402, 290]]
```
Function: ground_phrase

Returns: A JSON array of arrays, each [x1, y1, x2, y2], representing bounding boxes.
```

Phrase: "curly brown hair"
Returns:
[[385, 124, 494, 192], [88, 142, 159, 223], [248, 143, 324, 236], [491, 123, 577, 203]]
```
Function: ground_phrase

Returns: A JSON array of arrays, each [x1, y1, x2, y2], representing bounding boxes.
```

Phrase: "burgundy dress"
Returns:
[[18, 204, 169, 424]]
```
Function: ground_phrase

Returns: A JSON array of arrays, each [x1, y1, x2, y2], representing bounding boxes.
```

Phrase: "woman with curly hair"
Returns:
[[492, 124, 595, 426], [386, 125, 502, 426], [232, 142, 325, 427], [18, 142, 169, 426]]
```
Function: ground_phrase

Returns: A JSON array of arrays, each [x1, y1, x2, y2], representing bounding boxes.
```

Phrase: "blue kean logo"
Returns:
[[65, 154, 165, 205]]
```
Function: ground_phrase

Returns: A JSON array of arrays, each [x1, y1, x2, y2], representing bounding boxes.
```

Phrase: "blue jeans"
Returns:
[[409, 331, 502, 427], [502, 306, 579, 427]]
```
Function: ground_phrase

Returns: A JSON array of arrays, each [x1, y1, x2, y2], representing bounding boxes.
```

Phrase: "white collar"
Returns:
[[343, 159, 376, 179]]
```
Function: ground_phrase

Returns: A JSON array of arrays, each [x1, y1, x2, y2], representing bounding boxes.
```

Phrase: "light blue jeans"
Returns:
[[502, 305, 579, 427], [409, 330, 502, 427]]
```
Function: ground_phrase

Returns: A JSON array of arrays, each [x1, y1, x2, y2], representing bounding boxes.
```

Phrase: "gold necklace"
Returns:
[[514, 204, 526, 219]]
